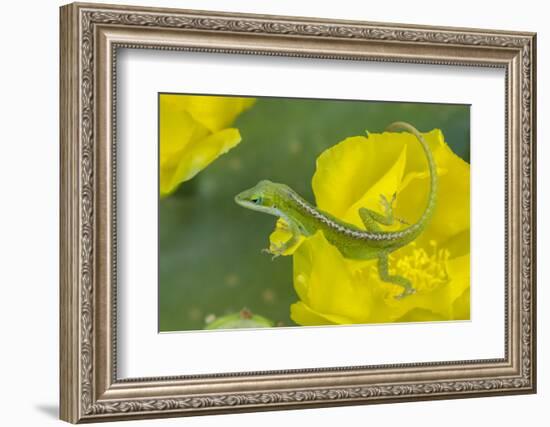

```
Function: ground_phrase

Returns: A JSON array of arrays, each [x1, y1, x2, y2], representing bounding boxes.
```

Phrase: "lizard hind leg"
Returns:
[[377, 253, 416, 299]]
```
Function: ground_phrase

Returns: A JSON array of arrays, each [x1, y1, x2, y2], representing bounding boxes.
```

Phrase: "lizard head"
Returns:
[[234, 180, 288, 216]]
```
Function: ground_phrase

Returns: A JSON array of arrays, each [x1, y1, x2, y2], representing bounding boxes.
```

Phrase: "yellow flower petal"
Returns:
[[159, 94, 255, 197], [313, 134, 408, 218], [441, 229, 470, 259], [290, 301, 356, 326], [171, 129, 241, 192], [452, 287, 471, 320], [342, 145, 407, 228], [159, 101, 209, 167], [291, 231, 377, 323], [394, 308, 447, 322], [177, 95, 256, 133]]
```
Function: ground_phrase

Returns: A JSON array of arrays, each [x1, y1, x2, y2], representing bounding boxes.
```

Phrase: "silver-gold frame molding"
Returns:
[[60, 2, 537, 423]]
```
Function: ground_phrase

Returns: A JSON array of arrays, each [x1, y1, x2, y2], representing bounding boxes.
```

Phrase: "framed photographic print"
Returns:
[[59, 2, 537, 423]]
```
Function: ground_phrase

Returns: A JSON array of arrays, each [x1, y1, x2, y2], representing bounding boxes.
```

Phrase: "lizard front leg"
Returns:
[[377, 252, 416, 299], [263, 221, 302, 259]]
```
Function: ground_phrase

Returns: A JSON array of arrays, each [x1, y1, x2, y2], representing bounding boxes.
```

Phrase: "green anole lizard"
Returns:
[[234, 122, 437, 299]]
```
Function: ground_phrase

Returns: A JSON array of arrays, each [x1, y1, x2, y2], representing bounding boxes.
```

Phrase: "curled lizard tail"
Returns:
[[384, 121, 438, 241]]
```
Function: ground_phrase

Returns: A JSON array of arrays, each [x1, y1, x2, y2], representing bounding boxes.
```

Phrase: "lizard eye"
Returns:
[[251, 197, 262, 205]]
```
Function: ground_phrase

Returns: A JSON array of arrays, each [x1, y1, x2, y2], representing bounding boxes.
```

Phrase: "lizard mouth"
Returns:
[[234, 191, 253, 208], [234, 197, 249, 208], [234, 194, 263, 212]]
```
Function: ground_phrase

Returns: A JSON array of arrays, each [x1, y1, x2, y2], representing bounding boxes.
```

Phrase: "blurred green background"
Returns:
[[159, 97, 470, 332]]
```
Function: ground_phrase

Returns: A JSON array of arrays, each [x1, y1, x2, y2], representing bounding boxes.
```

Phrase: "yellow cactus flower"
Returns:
[[270, 129, 470, 326], [159, 94, 255, 197]]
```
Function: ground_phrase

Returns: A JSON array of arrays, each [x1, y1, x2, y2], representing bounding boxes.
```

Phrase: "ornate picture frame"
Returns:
[[60, 2, 536, 423]]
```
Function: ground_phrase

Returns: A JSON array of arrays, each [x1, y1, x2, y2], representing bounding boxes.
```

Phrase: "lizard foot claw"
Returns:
[[262, 247, 282, 260], [396, 217, 409, 225], [380, 192, 398, 210], [394, 287, 416, 300]]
